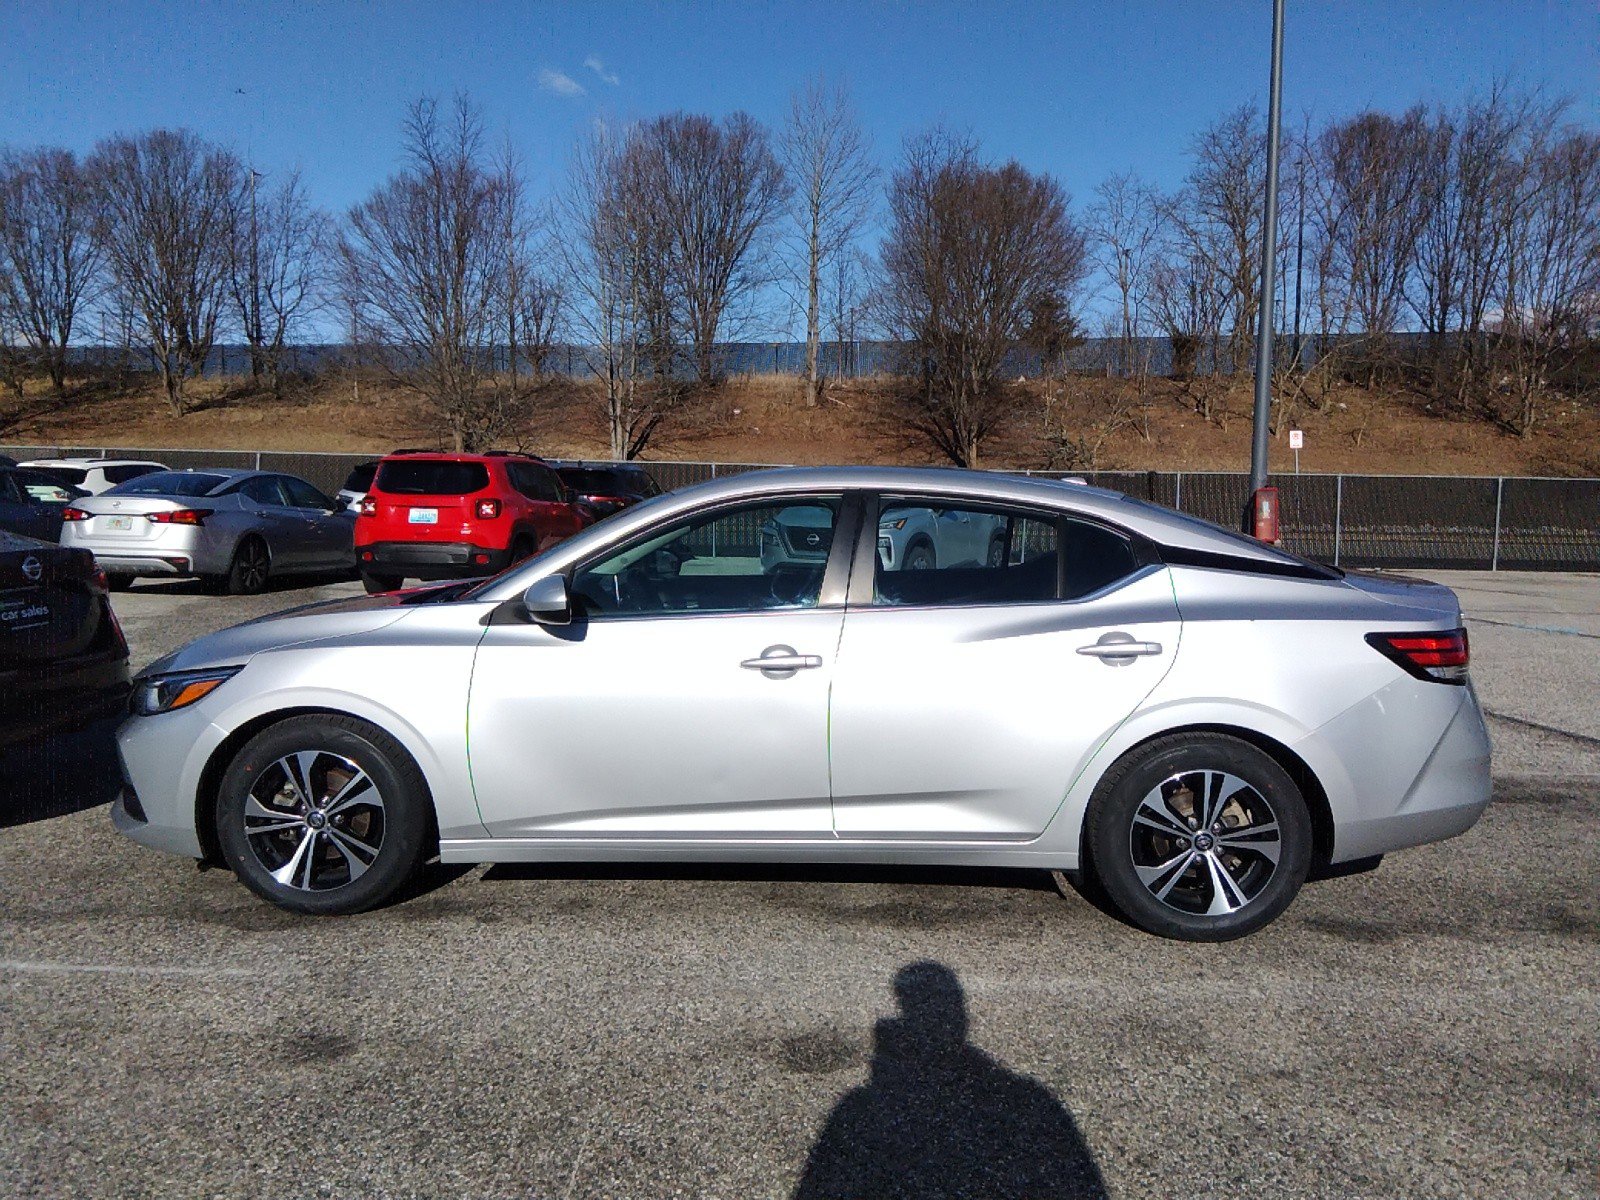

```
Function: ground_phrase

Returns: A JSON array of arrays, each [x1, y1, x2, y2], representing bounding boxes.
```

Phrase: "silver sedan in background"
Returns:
[[110, 466, 1491, 940], [60, 468, 355, 593]]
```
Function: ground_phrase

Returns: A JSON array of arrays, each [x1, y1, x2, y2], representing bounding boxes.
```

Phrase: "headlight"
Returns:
[[131, 667, 243, 715]]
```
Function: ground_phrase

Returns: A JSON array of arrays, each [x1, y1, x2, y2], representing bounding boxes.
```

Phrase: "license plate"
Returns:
[[408, 508, 438, 525], [105, 515, 134, 531]]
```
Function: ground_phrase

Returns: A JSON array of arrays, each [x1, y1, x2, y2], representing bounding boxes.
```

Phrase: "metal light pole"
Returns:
[[1248, 0, 1286, 519]]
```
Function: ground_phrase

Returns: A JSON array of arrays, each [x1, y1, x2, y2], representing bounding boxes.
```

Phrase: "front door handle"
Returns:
[[741, 644, 823, 678], [1077, 632, 1163, 662]]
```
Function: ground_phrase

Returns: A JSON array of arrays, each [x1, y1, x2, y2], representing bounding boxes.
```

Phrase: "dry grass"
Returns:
[[2, 369, 1597, 477]]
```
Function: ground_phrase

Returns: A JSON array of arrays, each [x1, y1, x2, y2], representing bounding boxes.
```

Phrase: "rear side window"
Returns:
[[0, 472, 23, 503], [239, 476, 290, 506], [375, 460, 490, 496], [509, 462, 562, 502], [35, 466, 89, 486], [281, 477, 335, 509], [872, 501, 1061, 607], [109, 471, 226, 497], [1062, 519, 1140, 599]]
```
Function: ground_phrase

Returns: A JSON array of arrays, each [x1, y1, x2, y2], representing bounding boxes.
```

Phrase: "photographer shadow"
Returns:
[[794, 961, 1108, 1200]]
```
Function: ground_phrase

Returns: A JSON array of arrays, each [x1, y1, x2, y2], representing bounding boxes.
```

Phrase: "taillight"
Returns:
[[359, 497, 377, 516], [146, 508, 212, 526], [90, 567, 109, 593], [475, 498, 502, 519], [61, 506, 91, 521], [1366, 628, 1469, 684]]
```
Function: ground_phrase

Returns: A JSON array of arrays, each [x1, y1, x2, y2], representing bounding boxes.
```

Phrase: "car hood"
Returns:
[[137, 591, 421, 678]]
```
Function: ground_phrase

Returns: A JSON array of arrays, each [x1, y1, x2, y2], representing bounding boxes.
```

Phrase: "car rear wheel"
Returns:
[[361, 572, 403, 594], [215, 715, 433, 915], [1084, 733, 1312, 941], [105, 574, 134, 592], [223, 537, 270, 595], [509, 535, 536, 564]]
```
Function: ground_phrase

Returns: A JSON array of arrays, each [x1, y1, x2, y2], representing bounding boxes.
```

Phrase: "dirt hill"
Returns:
[[4, 371, 1597, 477]]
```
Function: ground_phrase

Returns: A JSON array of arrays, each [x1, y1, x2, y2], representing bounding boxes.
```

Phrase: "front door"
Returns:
[[467, 495, 852, 839], [828, 499, 1181, 840]]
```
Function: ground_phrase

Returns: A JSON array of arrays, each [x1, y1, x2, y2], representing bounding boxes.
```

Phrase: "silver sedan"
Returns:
[[111, 466, 1491, 940], [60, 469, 356, 593]]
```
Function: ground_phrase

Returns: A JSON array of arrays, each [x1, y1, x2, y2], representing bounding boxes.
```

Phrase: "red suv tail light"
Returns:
[[61, 506, 91, 521], [1366, 628, 1469, 684], [146, 508, 212, 526], [359, 497, 377, 516], [475, 498, 502, 520]]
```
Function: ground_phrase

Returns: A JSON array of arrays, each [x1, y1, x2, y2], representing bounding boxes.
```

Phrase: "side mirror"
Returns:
[[520, 574, 572, 625]]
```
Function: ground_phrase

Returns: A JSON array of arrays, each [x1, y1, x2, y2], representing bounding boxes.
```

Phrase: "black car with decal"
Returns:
[[0, 530, 131, 748]]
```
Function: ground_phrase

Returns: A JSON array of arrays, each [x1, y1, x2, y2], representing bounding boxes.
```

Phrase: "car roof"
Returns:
[[378, 451, 549, 465]]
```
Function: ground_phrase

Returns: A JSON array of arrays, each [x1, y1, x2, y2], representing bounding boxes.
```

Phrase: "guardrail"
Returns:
[[5, 443, 1595, 572]]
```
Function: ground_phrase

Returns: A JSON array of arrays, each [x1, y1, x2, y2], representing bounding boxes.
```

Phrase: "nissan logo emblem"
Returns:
[[804, 532, 821, 547], [20, 555, 43, 582]]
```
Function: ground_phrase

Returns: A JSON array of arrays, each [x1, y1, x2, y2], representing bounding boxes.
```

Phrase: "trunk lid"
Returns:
[[0, 537, 101, 667], [1342, 570, 1464, 623]]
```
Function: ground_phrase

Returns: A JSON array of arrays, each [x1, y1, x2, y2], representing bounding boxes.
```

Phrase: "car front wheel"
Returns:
[[1084, 733, 1312, 941], [214, 715, 433, 915]]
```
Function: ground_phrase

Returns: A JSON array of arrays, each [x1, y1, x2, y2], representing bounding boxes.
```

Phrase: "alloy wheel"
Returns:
[[242, 750, 387, 892], [1129, 769, 1282, 917]]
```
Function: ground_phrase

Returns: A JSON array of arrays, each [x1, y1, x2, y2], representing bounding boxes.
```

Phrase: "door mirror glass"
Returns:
[[520, 575, 572, 625]]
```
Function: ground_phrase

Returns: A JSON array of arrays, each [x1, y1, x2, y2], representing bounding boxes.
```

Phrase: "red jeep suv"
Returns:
[[354, 452, 592, 593]]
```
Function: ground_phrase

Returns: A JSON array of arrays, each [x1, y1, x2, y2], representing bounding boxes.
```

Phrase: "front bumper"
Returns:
[[357, 541, 511, 580]]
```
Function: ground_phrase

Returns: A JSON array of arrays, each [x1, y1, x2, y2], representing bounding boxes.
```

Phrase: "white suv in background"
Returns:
[[760, 501, 1009, 572], [19, 457, 166, 496]]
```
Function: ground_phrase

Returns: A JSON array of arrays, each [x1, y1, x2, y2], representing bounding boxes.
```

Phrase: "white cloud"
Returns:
[[583, 55, 620, 86], [538, 68, 587, 98]]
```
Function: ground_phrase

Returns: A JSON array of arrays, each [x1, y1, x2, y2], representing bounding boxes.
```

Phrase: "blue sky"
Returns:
[[2, 0, 1593, 221]]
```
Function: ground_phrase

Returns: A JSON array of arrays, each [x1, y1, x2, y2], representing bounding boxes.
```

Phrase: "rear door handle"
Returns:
[[1077, 633, 1163, 661], [741, 644, 823, 677]]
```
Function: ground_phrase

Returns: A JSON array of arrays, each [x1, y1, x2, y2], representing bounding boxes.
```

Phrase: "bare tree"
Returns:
[[0, 148, 102, 393], [557, 121, 679, 459], [1087, 172, 1164, 379], [878, 131, 1088, 467], [779, 77, 876, 406], [227, 167, 329, 394], [1169, 105, 1268, 373], [339, 95, 524, 450], [1313, 107, 1431, 380], [1496, 128, 1600, 435], [88, 130, 241, 414], [637, 112, 787, 386]]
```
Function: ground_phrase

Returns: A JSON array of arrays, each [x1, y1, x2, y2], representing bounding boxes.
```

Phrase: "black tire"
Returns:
[[105, 574, 135, 592], [987, 532, 1007, 568], [223, 536, 270, 595], [903, 539, 935, 571], [214, 714, 433, 916], [508, 535, 536, 564], [361, 572, 403, 594], [1084, 733, 1312, 941]]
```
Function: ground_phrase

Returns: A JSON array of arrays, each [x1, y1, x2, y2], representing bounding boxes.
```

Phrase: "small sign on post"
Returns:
[[1288, 428, 1304, 474]]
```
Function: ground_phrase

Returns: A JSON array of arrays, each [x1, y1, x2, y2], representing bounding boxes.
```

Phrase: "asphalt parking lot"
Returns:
[[2, 570, 1596, 1199]]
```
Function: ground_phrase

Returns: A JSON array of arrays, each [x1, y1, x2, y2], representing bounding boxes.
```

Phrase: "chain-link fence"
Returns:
[[5, 442, 1595, 571]]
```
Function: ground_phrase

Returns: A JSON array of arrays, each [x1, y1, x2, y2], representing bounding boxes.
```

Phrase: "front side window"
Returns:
[[240, 476, 290, 507], [281, 477, 335, 510], [572, 496, 842, 618], [872, 499, 1061, 607]]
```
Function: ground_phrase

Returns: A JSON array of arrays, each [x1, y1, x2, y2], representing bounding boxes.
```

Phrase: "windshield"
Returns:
[[108, 471, 228, 497], [375, 460, 489, 495]]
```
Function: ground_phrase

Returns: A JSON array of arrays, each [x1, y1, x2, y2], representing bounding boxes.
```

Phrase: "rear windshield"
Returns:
[[26, 466, 86, 487], [375, 460, 490, 495], [108, 471, 227, 497], [341, 462, 378, 492], [558, 467, 642, 494]]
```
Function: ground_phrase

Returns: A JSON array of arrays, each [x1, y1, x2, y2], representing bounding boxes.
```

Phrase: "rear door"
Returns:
[[828, 497, 1181, 840], [236, 475, 314, 568], [510, 462, 583, 547], [281, 476, 355, 569]]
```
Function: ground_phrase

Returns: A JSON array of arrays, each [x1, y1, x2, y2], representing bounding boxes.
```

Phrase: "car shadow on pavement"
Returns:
[[0, 717, 122, 827], [118, 569, 358, 598], [792, 960, 1109, 1200]]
